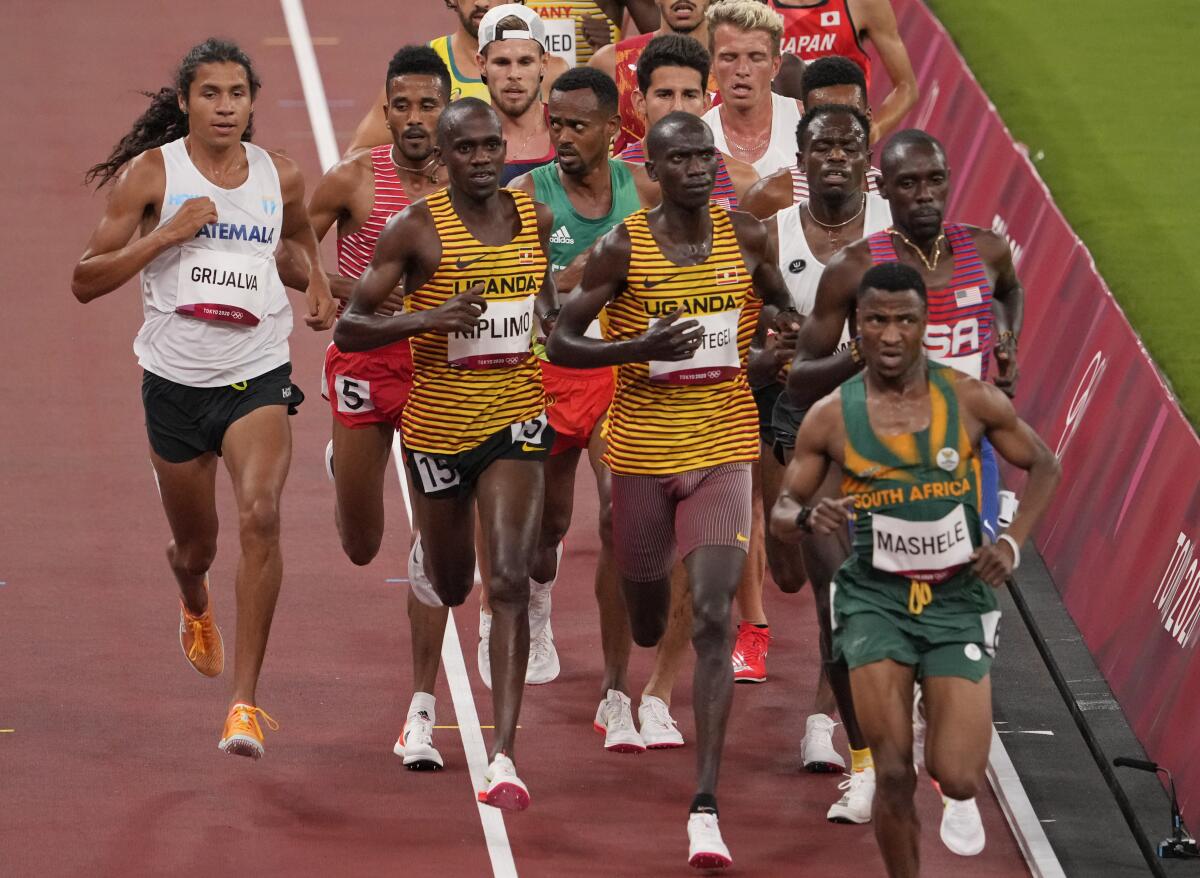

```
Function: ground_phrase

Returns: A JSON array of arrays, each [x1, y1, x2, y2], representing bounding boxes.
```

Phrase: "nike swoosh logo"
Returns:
[[642, 274, 680, 290], [456, 254, 491, 270], [521, 443, 543, 453]]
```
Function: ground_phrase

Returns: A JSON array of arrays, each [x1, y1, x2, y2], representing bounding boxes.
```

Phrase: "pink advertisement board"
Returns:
[[866, 0, 1200, 820]]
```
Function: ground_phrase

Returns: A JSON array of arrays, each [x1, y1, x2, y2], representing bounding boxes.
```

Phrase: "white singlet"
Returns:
[[702, 92, 803, 178], [775, 191, 891, 338], [136, 137, 291, 387]]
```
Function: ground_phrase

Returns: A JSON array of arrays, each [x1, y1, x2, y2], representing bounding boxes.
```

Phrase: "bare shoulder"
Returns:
[[848, 0, 896, 29], [741, 169, 792, 219], [118, 148, 167, 192], [803, 389, 845, 440], [728, 209, 769, 248], [963, 225, 1011, 262], [952, 370, 1012, 420]]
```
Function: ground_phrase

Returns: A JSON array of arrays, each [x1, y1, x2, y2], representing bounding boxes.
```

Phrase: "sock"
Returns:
[[850, 747, 873, 773], [690, 793, 718, 816], [531, 542, 566, 589], [752, 623, 768, 629], [408, 691, 435, 723]]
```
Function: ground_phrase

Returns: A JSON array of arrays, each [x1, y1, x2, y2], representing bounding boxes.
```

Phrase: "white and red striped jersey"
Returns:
[[336, 145, 412, 284]]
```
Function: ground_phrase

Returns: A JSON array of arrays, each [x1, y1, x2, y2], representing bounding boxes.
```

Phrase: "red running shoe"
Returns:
[[731, 621, 770, 683]]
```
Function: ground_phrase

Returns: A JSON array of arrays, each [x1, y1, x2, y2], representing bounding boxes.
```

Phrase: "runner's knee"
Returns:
[[169, 539, 216, 576], [691, 593, 733, 650], [340, 529, 383, 567], [488, 568, 531, 611], [932, 768, 979, 802], [873, 759, 917, 802], [238, 495, 281, 544]]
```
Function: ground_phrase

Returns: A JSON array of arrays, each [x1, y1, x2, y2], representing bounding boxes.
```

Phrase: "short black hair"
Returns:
[[881, 128, 946, 175], [636, 34, 710, 95], [857, 262, 927, 302], [386, 45, 452, 100], [645, 111, 711, 161], [436, 97, 498, 146], [795, 103, 870, 152], [801, 56, 868, 104], [550, 66, 619, 115]]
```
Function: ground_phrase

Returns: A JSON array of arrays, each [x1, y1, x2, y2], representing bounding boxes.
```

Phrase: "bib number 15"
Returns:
[[410, 452, 461, 494]]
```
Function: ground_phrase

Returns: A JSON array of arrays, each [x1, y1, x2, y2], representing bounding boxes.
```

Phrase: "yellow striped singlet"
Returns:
[[401, 188, 547, 454], [527, 0, 621, 65], [603, 204, 762, 476], [429, 35, 491, 103]]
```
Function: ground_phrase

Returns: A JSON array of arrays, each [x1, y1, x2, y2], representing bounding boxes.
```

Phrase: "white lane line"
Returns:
[[987, 727, 1066, 878], [280, 1, 517, 869], [391, 436, 518, 878], [278, 0, 339, 171]]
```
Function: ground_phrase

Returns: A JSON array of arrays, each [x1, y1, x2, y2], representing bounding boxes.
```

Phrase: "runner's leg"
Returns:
[[152, 450, 219, 616], [331, 419, 393, 565]]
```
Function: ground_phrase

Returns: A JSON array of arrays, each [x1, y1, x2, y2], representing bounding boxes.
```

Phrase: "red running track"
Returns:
[[0, 2, 1031, 875]]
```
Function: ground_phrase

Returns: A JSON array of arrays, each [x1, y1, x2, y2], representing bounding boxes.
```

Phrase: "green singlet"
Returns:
[[831, 362, 1000, 682], [531, 159, 640, 274]]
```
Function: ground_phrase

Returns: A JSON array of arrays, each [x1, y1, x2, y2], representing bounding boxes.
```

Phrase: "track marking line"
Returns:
[[282, 6, 517, 868], [435, 725, 521, 730], [0, 729, 14, 734], [987, 727, 1067, 878]]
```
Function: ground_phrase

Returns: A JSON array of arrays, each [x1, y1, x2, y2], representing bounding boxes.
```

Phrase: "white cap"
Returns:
[[477, 4, 547, 52]]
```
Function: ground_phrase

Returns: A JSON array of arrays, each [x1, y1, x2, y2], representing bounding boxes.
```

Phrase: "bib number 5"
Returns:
[[510, 412, 549, 447]]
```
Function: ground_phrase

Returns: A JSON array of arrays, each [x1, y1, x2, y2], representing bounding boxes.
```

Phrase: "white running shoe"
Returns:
[[940, 795, 986, 856], [912, 684, 927, 773], [477, 753, 530, 811], [592, 690, 646, 753], [525, 620, 560, 685], [638, 695, 685, 749], [477, 608, 493, 690], [800, 713, 846, 773], [324, 439, 335, 482], [687, 812, 732, 870], [393, 709, 443, 771], [827, 767, 876, 824], [407, 538, 443, 608]]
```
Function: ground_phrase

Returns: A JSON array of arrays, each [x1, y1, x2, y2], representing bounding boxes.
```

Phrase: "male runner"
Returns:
[[742, 54, 880, 218], [785, 128, 1024, 847], [305, 46, 452, 770], [348, 0, 569, 152], [335, 99, 556, 810], [527, 0, 660, 66], [753, 105, 891, 816], [766, 0, 917, 144], [72, 39, 335, 757], [547, 112, 796, 869], [771, 262, 1060, 877], [617, 34, 758, 210], [700, 0, 803, 177]]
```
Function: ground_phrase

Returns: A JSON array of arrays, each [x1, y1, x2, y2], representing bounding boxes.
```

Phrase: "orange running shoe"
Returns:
[[218, 703, 278, 760], [179, 578, 224, 677]]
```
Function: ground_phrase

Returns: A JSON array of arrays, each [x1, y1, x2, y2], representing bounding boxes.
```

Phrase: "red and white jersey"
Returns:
[[337, 145, 412, 286], [768, 0, 872, 85], [789, 163, 880, 203]]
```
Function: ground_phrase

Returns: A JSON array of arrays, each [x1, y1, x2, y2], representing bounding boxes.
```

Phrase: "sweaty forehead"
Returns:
[[859, 287, 926, 311], [388, 74, 445, 101], [884, 142, 947, 176], [647, 65, 705, 92], [808, 113, 865, 141], [441, 108, 501, 143]]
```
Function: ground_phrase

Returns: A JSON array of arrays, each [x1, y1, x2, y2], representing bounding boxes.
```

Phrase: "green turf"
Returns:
[[926, 0, 1200, 426]]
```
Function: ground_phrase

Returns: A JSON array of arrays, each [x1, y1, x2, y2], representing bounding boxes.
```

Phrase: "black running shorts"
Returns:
[[404, 412, 555, 499], [142, 362, 304, 463]]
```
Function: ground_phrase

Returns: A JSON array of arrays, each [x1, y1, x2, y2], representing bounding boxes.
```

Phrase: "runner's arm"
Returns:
[[333, 205, 484, 352], [588, 42, 617, 79], [276, 156, 336, 330], [982, 230, 1024, 398], [740, 170, 793, 220], [964, 379, 1061, 585], [305, 153, 373, 303], [613, 0, 660, 33], [854, 0, 918, 144], [785, 247, 866, 408], [72, 151, 212, 303], [733, 211, 796, 331], [348, 85, 391, 153], [533, 202, 560, 332], [723, 152, 761, 205], [770, 396, 850, 552]]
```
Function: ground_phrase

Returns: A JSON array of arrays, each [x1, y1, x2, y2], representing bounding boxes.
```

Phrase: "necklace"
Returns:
[[390, 146, 439, 184], [806, 194, 866, 238], [719, 106, 770, 154], [889, 226, 947, 272]]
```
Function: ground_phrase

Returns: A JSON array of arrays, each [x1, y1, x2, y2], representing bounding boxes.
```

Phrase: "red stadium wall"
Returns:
[[869, 0, 1200, 823]]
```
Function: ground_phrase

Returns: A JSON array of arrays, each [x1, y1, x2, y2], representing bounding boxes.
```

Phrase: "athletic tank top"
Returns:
[[429, 35, 490, 103], [603, 204, 761, 475], [502, 148, 557, 187], [136, 137, 290, 388], [702, 93, 804, 178], [337, 144, 412, 299], [840, 363, 982, 583], [528, 0, 620, 66], [775, 192, 891, 318], [789, 163, 880, 204], [401, 188, 547, 454], [866, 224, 994, 380], [618, 141, 741, 210], [769, 0, 872, 85], [532, 159, 641, 271]]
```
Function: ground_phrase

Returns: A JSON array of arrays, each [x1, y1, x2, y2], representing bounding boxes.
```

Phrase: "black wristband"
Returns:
[[795, 505, 813, 532]]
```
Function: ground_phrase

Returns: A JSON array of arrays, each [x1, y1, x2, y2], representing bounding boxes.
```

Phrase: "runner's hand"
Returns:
[[376, 282, 406, 317], [809, 496, 857, 535], [971, 541, 1015, 588], [635, 309, 703, 361], [993, 338, 1019, 398], [581, 14, 612, 50], [422, 284, 486, 334], [161, 197, 218, 246], [305, 274, 336, 330]]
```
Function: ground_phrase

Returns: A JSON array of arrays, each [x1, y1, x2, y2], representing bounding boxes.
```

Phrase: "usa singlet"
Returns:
[[401, 188, 547, 454], [603, 204, 761, 475]]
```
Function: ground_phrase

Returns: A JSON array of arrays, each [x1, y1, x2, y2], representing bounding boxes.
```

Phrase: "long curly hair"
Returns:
[[85, 38, 262, 188]]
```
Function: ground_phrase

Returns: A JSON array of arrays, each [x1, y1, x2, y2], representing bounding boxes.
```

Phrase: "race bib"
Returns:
[[540, 17, 577, 68], [871, 505, 974, 577], [447, 297, 535, 369], [928, 350, 983, 379], [175, 247, 271, 326], [648, 310, 741, 385]]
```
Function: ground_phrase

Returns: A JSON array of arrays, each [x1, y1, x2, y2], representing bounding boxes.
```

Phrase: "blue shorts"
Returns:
[[980, 438, 1000, 543]]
